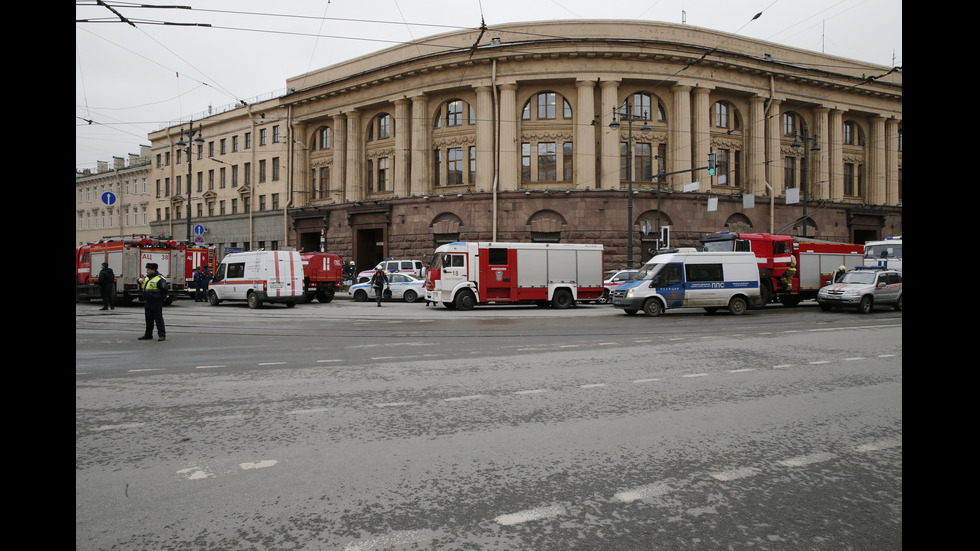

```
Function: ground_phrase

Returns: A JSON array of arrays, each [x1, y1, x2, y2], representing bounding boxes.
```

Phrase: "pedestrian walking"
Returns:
[[193, 267, 203, 301], [202, 263, 212, 296], [138, 262, 169, 341], [98, 262, 116, 310], [370, 268, 388, 307]]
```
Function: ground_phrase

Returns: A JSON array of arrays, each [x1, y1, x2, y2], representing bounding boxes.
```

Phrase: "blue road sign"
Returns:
[[102, 192, 116, 206], [194, 224, 206, 236]]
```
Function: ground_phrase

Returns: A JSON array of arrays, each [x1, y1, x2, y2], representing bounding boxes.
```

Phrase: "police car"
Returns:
[[349, 273, 425, 303], [817, 267, 902, 313]]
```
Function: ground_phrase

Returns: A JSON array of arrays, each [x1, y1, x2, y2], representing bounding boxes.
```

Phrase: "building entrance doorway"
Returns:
[[355, 227, 385, 274]]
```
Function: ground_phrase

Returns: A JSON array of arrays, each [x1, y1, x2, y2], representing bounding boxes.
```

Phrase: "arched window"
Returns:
[[367, 113, 392, 141], [619, 92, 666, 122], [522, 92, 572, 121], [318, 126, 331, 150], [433, 99, 474, 128]]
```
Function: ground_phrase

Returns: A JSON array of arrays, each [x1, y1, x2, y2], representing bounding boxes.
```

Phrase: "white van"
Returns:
[[611, 251, 763, 316], [208, 250, 304, 308]]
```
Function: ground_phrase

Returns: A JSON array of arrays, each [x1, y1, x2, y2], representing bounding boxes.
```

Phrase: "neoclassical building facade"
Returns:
[[142, 20, 902, 270]]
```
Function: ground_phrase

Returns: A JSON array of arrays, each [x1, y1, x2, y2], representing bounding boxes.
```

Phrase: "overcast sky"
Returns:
[[75, 0, 902, 172]]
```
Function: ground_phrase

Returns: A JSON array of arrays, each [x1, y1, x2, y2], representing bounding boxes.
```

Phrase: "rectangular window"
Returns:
[[448, 148, 463, 186], [318, 167, 330, 198], [272, 125, 280, 143], [259, 159, 266, 183], [686, 263, 724, 282], [378, 115, 391, 139], [245, 132, 252, 149], [716, 149, 729, 185], [537, 142, 556, 181], [220, 167, 226, 189], [488, 248, 508, 265], [563, 142, 573, 182], [433, 150, 442, 186], [208, 169, 214, 190], [260, 129, 267, 146], [469, 146, 476, 184], [377, 157, 390, 190], [232, 135, 239, 152], [220, 138, 226, 155], [784, 157, 797, 188], [366, 159, 374, 192], [537, 93, 556, 119], [521, 143, 531, 182], [232, 165, 238, 187], [244, 162, 251, 185], [447, 101, 463, 127], [272, 193, 279, 209], [272, 157, 280, 181], [259, 195, 266, 211], [634, 143, 652, 181], [844, 163, 855, 195]]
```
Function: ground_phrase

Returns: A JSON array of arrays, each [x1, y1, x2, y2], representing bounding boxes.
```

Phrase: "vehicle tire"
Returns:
[[353, 289, 368, 302], [455, 290, 476, 311], [623, 309, 638, 315], [819, 302, 833, 311], [285, 301, 296, 308], [536, 300, 550, 308], [443, 301, 456, 309], [728, 296, 747, 315], [247, 292, 262, 309], [317, 290, 334, 303], [779, 295, 801, 307], [552, 289, 573, 309], [857, 295, 873, 314], [643, 299, 663, 317], [893, 295, 902, 311], [760, 282, 772, 306], [403, 289, 418, 303], [302, 292, 313, 303], [208, 290, 221, 306], [596, 290, 610, 304]]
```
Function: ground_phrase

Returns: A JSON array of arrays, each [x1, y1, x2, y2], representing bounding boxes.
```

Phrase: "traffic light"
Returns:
[[707, 152, 716, 175]]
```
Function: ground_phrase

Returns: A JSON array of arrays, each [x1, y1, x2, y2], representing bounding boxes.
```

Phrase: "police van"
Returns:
[[611, 251, 763, 316], [207, 250, 305, 308]]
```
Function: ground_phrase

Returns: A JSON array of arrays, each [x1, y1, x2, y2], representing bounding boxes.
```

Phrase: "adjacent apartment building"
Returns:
[[75, 145, 153, 247]]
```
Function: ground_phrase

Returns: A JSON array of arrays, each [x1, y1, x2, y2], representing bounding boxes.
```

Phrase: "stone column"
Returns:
[[410, 95, 430, 196], [670, 84, 692, 190], [886, 118, 901, 205], [868, 116, 887, 205], [692, 87, 711, 192], [333, 114, 347, 202], [765, 99, 782, 195], [474, 85, 494, 192], [345, 109, 362, 202], [812, 107, 829, 200], [599, 79, 620, 190], [498, 84, 519, 191], [828, 109, 843, 201], [747, 96, 766, 196], [394, 99, 411, 198], [575, 79, 597, 190]]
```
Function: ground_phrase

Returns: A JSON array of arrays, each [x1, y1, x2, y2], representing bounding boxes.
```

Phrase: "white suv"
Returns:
[[817, 268, 902, 313], [356, 259, 425, 283]]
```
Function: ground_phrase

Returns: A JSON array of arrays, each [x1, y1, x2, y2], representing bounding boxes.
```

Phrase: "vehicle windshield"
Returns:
[[604, 270, 635, 281], [429, 253, 445, 270], [701, 240, 734, 252], [633, 262, 664, 280], [839, 271, 876, 284], [864, 244, 901, 259]]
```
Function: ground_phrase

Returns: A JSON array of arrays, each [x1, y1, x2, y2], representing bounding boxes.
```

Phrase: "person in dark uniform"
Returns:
[[138, 263, 169, 341], [370, 268, 388, 307], [98, 262, 115, 310]]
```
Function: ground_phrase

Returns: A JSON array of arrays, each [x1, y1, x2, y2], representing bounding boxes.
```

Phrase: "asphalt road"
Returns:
[[76, 296, 902, 550]]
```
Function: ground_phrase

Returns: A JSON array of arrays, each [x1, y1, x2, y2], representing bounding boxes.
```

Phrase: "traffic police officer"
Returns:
[[138, 263, 169, 341]]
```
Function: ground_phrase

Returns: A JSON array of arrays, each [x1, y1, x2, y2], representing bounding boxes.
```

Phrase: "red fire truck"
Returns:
[[300, 252, 344, 303], [75, 236, 215, 305], [424, 242, 605, 310], [700, 232, 864, 306]]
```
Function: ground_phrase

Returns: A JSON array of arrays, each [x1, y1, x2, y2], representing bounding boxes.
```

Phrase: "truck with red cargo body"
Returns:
[[700, 232, 864, 306], [75, 236, 215, 305], [300, 252, 344, 303], [424, 241, 605, 310]]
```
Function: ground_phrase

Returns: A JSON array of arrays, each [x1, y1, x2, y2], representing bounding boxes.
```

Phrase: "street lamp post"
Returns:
[[176, 120, 205, 243], [791, 129, 820, 238], [610, 102, 650, 269]]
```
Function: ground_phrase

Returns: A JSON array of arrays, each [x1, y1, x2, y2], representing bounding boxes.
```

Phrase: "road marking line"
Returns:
[[316, 359, 343, 363], [240, 460, 278, 470], [287, 408, 331, 415], [777, 452, 836, 467], [580, 383, 607, 389], [93, 423, 145, 432], [808, 360, 831, 365], [878, 354, 897, 358], [495, 505, 566, 526], [515, 389, 548, 395], [374, 402, 414, 408], [443, 395, 484, 402], [597, 342, 618, 346], [632, 378, 660, 383], [709, 467, 760, 481], [773, 364, 793, 369], [682, 373, 708, 378], [728, 368, 753, 373], [856, 439, 902, 452], [843, 357, 865, 361], [177, 467, 211, 480], [128, 368, 163, 373], [614, 482, 670, 503], [195, 365, 225, 369], [258, 362, 286, 366]]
